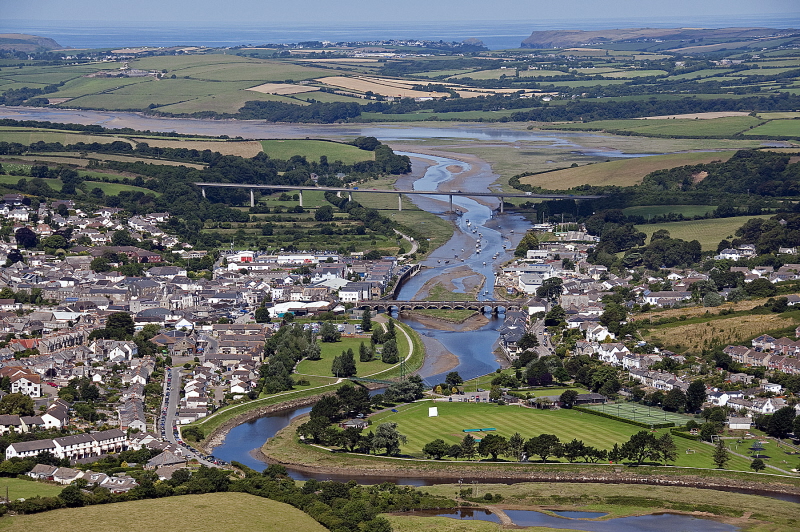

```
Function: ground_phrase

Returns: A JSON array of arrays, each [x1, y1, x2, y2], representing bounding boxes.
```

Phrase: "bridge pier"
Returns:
[[250, 189, 255, 207], [201, 187, 206, 199], [449, 194, 453, 213], [398, 193, 402, 211], [299, 191, 303, 207], [348, 192, 352, 202], [499, 196, 504, 214]]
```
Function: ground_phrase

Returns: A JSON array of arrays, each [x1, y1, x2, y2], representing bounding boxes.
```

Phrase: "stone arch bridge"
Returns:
[[358, 300, 520, 314]]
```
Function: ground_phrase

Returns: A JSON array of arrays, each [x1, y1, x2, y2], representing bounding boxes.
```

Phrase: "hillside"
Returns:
[[520, 26, 797, 49], [0, 33, 62, 52]]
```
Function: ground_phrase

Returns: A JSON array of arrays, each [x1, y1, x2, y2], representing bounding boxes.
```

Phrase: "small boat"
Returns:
[[444, 260, 450, 264], [510, 229, 514, 233], [483, 261, 486, 266]]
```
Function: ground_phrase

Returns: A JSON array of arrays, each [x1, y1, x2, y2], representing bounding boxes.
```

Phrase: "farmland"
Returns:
[[518, 151, 737, 190], [622, 204, 717, 219], [635, 215, 773, 251], [0, 477, 63, 500], [366, 401, 754, 470], [542, 116, 765, 137], [260, 139, 373, 165], [742, 119, 800, 137], [0, 492, 327, 532]]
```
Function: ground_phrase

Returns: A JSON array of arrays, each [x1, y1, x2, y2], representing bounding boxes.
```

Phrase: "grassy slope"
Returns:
[[0, 492, 327, 532], [635, 215, 773, 251], [519, 151, 736, 189], [0, 477, 62, 500], [743, 119, 800, 137], [260, 139, 374, 165], [622, 205, 717, 218]]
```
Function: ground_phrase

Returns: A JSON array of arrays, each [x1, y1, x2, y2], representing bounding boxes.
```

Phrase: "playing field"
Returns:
[[260, 139, 374, 165], [367, 401, 755, 470], [582, 402, 691, 426], [0, 492, 327, 532], [635, 215, 772, 251]]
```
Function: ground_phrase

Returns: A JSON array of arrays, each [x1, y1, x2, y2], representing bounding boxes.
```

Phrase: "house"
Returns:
[[0, 367, 41, 397], [728, 417, 752, 430]]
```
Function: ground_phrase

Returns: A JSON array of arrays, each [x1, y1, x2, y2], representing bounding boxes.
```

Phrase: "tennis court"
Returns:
[[583, 402, 691, 426]]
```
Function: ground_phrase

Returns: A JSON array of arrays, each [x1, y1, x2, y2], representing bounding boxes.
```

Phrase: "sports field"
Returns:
[[260, 139, 374, 165], [582, 402, 690, 426], [0, 492, 326, 532], [368, 401, 754, 470], [635, 215, 772, 251]]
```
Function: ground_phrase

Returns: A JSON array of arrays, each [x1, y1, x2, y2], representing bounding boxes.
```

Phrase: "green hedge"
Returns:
[[670, 428, 701, 441], [573, 406, 675, 429]]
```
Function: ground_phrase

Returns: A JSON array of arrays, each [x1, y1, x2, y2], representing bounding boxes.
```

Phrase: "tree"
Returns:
[[111, 229, 136, 246], [423, 439, 450, 460], [685, 380, 707, 413], [751, 458, 766, 472], [621, 430, 658, 465], [331, 349, 356, 378], [505, 432, 525, 461], [59, 484, 84, 507], [524, 434, 562, 462], [360, 309, 372, 332], [371, 422, 406, 456], [314, 205, 334, 222], [0, 393, 35, 416], [336, 383, 371, 415], [767, 406, 796, 438], [559, 389, 579, 408], [562, 438, 587, 463], [445, 371, 463, 388], [477, 433, 508, 460], [381, 338, 399, 364], [105, 312, 135, 339], [320, 322, 341, 343], [655, 433, 678, 465], [254, 306, 271, 323], [459, 434, 478, 460], [517, 333, 539, 351], [14, 227, 38, 249], [662, 388, 686, 412], [712, 438, 730, 469], [41, 235, 68, 251], [536, 277, 563, 300], [514, 231, 539, 257], [358, 341, 372, 362]]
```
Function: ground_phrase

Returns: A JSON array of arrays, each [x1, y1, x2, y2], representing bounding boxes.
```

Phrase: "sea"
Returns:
[[3, 15, 800, 50]]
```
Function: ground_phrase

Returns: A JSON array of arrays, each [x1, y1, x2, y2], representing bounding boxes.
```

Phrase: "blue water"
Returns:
[[3, 16, 800, 50], [552, 510, 608, 518]]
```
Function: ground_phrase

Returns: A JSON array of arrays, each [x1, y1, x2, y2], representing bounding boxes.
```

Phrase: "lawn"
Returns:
[[742, 119, 800, 137], [367, 401, 755, 470], [583, 402, 691, 426], [260, 139, 374, 165], [295, 328, 410, 378], [518, 151, 736, 190], [0, 477, 62, 500], [0, 492, 327, 532], [635, 215, 773, 251]]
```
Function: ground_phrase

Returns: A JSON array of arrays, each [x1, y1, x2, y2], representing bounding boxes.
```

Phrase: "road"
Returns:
[[160, 367, 219, 467], [530, 318, 554, 358]]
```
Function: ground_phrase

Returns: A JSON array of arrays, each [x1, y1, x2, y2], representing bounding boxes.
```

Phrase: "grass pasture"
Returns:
[[635, 215, 772, 251], [367, 401, 754, 470], [518, 151, 736, 190], [0, 477, 62, 500], [260, 139, 373, 165], [0, 492, 327, 532], [622, 204, 717, 219], [742, 119, 800, 137], [544, 116, 764, 137]]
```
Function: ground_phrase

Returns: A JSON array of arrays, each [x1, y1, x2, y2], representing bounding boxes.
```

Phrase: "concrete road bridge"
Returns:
[[358, 300, 520, 314], [193, 182, 603, 212]]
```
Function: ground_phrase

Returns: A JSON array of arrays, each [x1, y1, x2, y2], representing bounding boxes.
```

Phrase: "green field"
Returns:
[[0, 477, 63, 500], [622, 204, 718, 219], [0, 174, 158, 197], [544, 116, 765, 137], [742, 119, 800, 137], [636, 215, 773, 251], [0, 128, 131, 145], [367, 401, 755, 470], [260, 139, 374, 165], [519, 151, 736, 190], [0, 492, 326, 532], [295, 327, 410, 378]]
